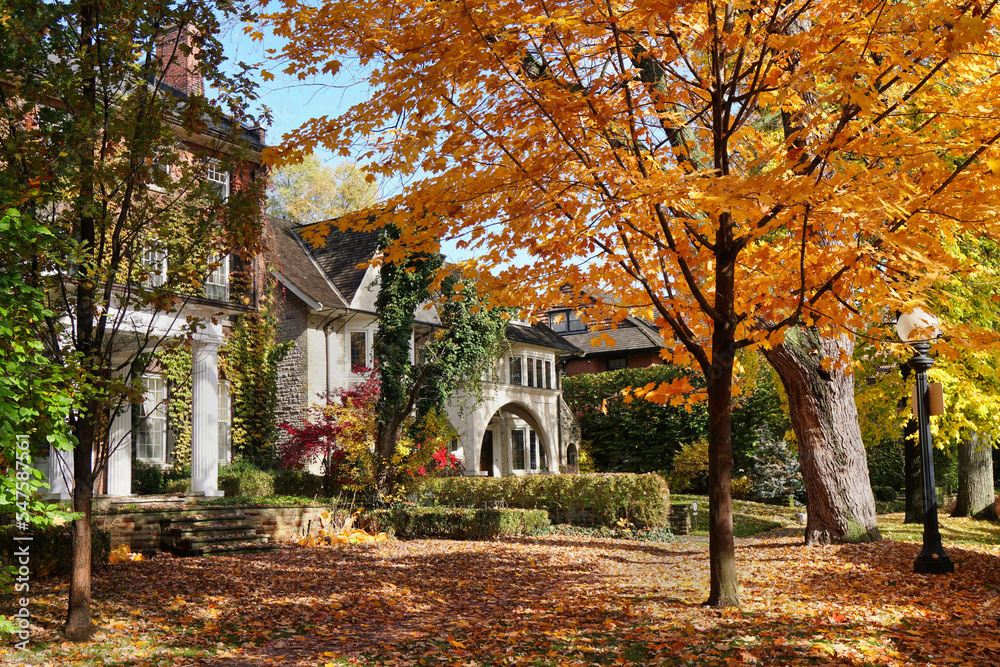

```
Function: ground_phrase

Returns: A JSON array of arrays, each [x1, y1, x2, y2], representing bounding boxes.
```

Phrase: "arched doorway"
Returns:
[[476, 402, 552, 477], [479, 430, 495, 476]]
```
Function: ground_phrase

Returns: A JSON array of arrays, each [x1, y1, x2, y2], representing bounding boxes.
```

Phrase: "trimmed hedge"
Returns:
[[274, 470, 326, 497], [218, 462, 275, 497], [368, 507, 550, 539], [0, 526, 111, 578], [411, 473, 670, 528]]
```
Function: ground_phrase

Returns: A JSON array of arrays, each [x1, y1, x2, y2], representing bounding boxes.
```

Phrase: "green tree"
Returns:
[[0, 1, 263, 639], [266, 155, 378, 225]]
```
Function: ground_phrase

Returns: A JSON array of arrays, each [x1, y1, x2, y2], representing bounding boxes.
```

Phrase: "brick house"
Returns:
[[544, 302, 667, 376], [268, 216, 584, 476], [43, 26, 267, 499]]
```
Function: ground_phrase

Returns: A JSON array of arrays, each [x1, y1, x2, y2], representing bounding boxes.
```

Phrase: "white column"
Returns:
[[191, 341, 223, 496], [47, 446, 74, 500], [106, 399, 132, 496]]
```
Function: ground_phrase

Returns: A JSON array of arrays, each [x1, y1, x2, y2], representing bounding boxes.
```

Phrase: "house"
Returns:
[[42, 26, 266, 500], [544, 300, 667, 376], [269, 216, 584, 476]]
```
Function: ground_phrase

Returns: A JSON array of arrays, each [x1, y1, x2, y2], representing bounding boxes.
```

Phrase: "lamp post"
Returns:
[[896, 308, 954, 575]]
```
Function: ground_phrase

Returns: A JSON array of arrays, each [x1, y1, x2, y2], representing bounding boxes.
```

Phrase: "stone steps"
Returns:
[[160, 513, 278, 557]]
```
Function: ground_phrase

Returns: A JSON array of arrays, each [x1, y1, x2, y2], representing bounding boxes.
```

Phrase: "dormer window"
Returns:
[[548, 309, 587, 333]]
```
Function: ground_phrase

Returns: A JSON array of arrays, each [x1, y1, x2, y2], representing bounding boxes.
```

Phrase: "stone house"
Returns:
[[269, 215, 584, 476]]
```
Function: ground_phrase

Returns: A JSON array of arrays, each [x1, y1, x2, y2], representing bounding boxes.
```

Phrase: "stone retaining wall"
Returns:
[[94, 504, 331, 552]]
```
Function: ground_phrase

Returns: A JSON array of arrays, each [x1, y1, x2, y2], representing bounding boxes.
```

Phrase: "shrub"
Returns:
[[0, 525, 110, 578], [131, 460, 163, 495], [668, 440, 709, 493], [218, 461, 275, 497], [731, 475, 753, 500], [743, 428, 805, 504], [274, 469, 327, 497], [162, 464, 190, 494], [410, 473, 670, 528], [872, 485, 899, 502], [367, 507, 549, 539], [866, 438, 905, 490]]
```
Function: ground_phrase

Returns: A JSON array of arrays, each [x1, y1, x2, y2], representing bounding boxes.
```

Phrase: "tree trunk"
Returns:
[[953, 432, 997, 520], [763, 327, 880, 545], [903, 421, 923, 523], [64, 406, 97, 640]]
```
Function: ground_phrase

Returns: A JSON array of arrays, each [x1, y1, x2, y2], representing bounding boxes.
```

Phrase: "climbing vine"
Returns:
[[155, 344, 193, 467], [219, 289, 291, 468]]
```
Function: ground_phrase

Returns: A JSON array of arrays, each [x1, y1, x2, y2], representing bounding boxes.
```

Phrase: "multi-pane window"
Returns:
[[218, 380, 231, 465], [607, 357, 627, 371], [536, 359, 543, 387], [205, 161, 230, 200], [349, 330, 368, 374], [508, 356, 522, 385], [205, 254, 229, 301], [548, 309, 587, 333], [136, 374, 166, 463], [529, 431, 538, 470], [512, 429, 526, 470], [527, 358, 534, 387], [143, 247, 166, 287], [545, 361, 552, 389], [524, 355, 548, 388]]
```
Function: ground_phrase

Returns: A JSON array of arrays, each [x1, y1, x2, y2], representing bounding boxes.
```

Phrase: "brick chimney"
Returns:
[[154, 25, 203, 96]]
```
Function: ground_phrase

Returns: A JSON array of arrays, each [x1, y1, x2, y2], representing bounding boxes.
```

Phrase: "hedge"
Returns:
[[410, 473, 670, 528], [274, 470, 327, 497], [218, 462, 275, 497], [368, 507, 550, 539], [0, 525, 111, 578]]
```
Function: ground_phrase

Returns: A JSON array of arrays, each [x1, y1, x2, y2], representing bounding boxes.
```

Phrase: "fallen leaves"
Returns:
[[12, 530, 1000, 666], [108, 544, 143, 564], [295, 527, 389, 548]]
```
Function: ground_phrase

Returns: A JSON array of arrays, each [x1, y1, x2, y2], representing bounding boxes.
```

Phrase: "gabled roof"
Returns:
[[267, 215, 346, 309], [561, 316, 664, 355], [294, 224, 383, 305], [507, 322, 583, 353]]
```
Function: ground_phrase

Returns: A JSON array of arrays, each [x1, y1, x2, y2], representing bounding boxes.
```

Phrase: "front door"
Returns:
[[480, 431, 494, 476]]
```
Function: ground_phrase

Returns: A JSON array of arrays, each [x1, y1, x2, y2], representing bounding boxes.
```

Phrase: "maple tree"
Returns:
[[1, 0, 264, 638], [264, 0, 1000, 606], [266, 154, 379, 225]]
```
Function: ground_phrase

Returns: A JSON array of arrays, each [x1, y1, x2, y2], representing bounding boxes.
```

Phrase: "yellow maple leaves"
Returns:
[[108, 544, 142, 564]]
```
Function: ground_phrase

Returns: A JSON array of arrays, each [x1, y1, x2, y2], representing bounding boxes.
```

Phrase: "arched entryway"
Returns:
[[476, 401, 553, 477]]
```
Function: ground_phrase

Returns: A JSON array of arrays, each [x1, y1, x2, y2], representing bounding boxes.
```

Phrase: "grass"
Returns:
[[672, 494, 799, 537]]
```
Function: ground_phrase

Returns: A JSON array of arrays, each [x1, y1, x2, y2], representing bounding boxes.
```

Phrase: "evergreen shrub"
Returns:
[[368, 506, 549, 539], [0, 525, 110, 578], [410, 473, 670, 528], [218, 461, 275, 497]]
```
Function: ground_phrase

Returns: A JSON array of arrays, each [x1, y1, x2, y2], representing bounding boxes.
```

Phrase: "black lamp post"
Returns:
[[896, 309, 954, 575]]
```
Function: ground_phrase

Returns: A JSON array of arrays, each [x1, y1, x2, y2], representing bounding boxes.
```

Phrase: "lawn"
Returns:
[[9, 515, 1000, 666], [672, 494, 800, 537]]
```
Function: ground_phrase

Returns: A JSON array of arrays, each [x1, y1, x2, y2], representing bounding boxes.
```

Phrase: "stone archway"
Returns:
[[474, 401, 554, 477]]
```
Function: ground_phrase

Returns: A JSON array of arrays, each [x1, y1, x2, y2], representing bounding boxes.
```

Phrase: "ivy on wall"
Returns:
[[220, 291, 291, 469], [155, 345, 193, 466]]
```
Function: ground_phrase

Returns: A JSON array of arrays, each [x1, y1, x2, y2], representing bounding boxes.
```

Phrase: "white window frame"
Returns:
[[205, 254, 230, 302], [346, 326, 374, 377], [143, 247, 167, 288], [136, 374, 167, 464], [218, 380, 231, 465], [205, 160, 230, 200], [524, 353, 552, 388]]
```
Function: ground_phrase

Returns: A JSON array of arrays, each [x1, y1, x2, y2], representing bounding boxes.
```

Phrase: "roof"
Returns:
[[507, 322, 583, 353], [294, 224, 383, 304], [152, 78, 267, 151], [267, 215, 346, 309], [562, 317, 664, 355]]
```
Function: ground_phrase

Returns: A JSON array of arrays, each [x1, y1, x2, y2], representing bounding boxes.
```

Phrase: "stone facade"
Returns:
[[274, 285, 311, 442], [559, 395, 582, 472], [94, 503, 332, 552]]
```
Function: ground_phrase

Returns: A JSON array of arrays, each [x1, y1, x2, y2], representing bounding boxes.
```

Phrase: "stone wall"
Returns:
[[558, 395, 581, 472], [94, 504, 332, 552], [274, 286, 310, 443]]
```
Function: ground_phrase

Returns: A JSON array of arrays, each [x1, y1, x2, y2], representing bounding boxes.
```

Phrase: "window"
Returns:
[[205, 254, 229, 301], [512, 429, 526, 471], [205, 161, 230, 200], [509, 356, 522, 385], [350, 331, 368, 374], [527, 357, 534, 387], [218, 380, 231, 465], [529, 431, 538, 470], [545, 361, 552, 389], [607, 357, 627, 371], [536, 359, 543, 388], [524, 355, 548, 388], [548, 309, 587, 333], [143, 247, 166, 287], [538, 435, 548, 471], [136, 374, 166, 463]]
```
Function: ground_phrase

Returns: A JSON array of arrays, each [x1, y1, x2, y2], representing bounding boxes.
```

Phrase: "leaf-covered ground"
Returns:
[[8, 525, 1000, 666]]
